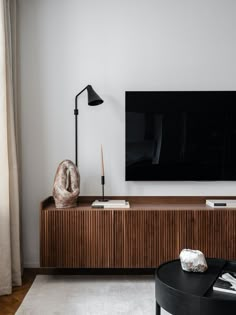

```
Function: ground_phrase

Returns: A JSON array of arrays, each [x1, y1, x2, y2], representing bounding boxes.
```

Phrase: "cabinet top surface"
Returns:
[[41, 196, 236, 211]]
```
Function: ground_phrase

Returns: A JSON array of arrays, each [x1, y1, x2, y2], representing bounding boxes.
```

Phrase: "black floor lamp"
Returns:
[[74, 85, 103, 167]]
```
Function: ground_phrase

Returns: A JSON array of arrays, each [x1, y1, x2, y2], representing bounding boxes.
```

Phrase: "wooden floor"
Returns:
[[0, 270, 35, 315]]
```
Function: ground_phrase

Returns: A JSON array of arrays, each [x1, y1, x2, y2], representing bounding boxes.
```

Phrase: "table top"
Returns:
[[155, 259, 236, 315], [156, 258, 228, 297]]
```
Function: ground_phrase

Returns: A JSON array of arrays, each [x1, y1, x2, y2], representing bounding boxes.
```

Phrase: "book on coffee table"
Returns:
[[213, 271, 236, 294]]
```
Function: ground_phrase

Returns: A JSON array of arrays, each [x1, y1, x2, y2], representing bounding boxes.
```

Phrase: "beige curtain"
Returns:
[[0, 0, 21, 295]]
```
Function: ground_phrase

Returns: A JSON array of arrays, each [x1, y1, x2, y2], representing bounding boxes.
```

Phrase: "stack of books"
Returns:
[[206, 200, 236, 208], [213, 270, 236, 294], [91, 200, 130, 209]]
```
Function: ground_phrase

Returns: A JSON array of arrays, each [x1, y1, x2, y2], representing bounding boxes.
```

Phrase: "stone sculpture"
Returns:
[[179, 249, 208, 273], [53, 160, 80, 208]]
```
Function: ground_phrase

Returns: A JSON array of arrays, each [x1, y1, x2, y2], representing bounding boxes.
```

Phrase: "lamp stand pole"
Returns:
[[74, 107, 78, 167], [74, 86, 88, 167]]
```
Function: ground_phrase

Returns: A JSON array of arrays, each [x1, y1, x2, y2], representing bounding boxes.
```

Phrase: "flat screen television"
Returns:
[[126, 91, 236, 181]]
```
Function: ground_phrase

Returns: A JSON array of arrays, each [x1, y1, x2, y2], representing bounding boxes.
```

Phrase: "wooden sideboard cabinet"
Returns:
[[40, 196, 236, 268]]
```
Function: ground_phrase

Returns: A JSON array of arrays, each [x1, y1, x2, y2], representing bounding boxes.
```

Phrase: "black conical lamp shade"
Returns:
[[87, 85, 104, 106]]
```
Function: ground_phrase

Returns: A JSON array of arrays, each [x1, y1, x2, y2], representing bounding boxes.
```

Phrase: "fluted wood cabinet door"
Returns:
[[113, 210, 236, 268], [192, 210, 236, 260], [113, 210, 191, 268], [41, 209, 113, 268]]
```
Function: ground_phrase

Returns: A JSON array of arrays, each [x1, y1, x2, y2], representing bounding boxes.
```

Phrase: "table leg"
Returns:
[[156, 301, 161, 315]]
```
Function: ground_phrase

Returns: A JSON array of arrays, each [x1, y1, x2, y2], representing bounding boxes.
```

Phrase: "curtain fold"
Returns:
[[0, 0, 21, 295]]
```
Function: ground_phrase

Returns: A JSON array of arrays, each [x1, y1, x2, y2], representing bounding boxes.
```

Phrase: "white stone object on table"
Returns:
[[179, 249, 208, 273], [53, 159, 80, 208]]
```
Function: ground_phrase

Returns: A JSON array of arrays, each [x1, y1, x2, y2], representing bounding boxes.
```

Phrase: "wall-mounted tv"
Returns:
[[126, 91, 236, 181]]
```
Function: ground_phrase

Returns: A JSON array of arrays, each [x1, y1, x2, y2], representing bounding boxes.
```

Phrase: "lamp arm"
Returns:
[[74, 85, 89, 167], [75, 85, 89, 110]]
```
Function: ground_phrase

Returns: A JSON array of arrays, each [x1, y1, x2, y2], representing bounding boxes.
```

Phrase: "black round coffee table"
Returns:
[[155, 258, 236, 315]]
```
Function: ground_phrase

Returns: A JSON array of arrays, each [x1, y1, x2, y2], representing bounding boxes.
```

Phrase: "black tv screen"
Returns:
[[126, 91, 236, 181]]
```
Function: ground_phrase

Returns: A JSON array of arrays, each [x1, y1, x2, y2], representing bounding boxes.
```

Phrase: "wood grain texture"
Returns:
[[41, 209, 113, 268], [0, 271, 35, 315], [41, 197, 236, 268], [113, 209, 236, 268]]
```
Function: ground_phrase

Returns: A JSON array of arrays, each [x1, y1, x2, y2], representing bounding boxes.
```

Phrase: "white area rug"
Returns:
[[16, 275, 170, 315]]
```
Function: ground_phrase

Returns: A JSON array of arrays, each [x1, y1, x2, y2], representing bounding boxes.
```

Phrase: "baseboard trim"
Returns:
[[23, 263, 40, 268]]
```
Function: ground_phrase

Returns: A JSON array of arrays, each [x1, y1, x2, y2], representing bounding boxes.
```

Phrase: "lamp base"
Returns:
[[100, 179, 107, 202]]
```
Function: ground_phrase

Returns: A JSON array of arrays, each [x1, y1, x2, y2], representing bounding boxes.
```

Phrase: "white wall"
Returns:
[[18, 0, 236, 267]]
